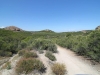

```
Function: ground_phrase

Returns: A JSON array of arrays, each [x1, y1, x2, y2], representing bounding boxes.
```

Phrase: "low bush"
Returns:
[[26, 46, 33, 50], [38, 50, 44, 54], [32, 39, 57, 53], [45, 51, 56, 61], [51, 63, 66, 75], [23, 51, 38, 58], [18, 50, 26, 56], [16, 58, 46, 74], [0, 51, 12, 57], [6, 52, 12, 57], [18, 50, 38, 58], [6, 62, 11, 70], [48, 44, 57, 53]]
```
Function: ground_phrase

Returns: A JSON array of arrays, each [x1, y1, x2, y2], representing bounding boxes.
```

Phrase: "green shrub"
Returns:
[[87, 31, 100, 62], [48, 44, 57, 53], [38, 50, 44, 54], [5, 52, 12, 57], [32, 39, 57, 53], [16, 58, 46, 74], [26, 46, 33, 50], [51, 63, 66, 75], [0, 51, 12, 57], [23, 51, 38, 58], [45, 51, 56, 61], [18, 50, 38, 58], [18, 50, 26, 56], [6, 62, 12, 70]]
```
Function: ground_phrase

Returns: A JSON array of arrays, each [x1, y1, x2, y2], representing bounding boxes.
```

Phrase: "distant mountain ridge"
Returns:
[[2, 25, 100, 32], [4, 26, 23, 31], [40, 29, 54, 32]]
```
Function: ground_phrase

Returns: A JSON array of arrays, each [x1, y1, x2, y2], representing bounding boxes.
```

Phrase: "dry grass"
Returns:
[[51, 63, 66, 75], [1, 61, 11, 70], [15, 58, 46, 74], [18, 50, 38, 58], [0, 57, 10, 66]]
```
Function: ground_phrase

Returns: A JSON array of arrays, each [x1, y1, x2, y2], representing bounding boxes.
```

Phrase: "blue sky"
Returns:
[[0, 0, 100, 32]]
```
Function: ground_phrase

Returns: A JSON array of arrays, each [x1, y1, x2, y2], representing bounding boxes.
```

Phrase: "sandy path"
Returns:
[[54, 45, 100, 75], [37, 51, 54, 75]]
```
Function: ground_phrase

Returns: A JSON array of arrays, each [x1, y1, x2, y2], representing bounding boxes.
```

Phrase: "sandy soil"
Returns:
[[0, 54, 21, 75], [54, 45, 100, 75], [0, 57, 10, 66], [37, 51, 54, 75]]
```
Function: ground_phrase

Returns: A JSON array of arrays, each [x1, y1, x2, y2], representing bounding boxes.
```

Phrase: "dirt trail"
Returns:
[[54, 45, 100, 75], [37, 51, 54, 75]]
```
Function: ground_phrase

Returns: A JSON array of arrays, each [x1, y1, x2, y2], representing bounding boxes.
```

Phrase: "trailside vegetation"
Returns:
[[51, 63, 66, 75], [45, 51, 56, 61], [16, 58, 46, 74], [56, 30, 100, 62], [0, 28, 100, 62]]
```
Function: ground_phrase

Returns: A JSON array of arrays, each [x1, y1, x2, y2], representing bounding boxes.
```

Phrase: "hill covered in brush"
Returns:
[[0, 25, 100, 62]]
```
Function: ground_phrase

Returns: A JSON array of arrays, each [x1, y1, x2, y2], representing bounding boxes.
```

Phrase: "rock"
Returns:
[[95, 25, 100, 30], [4, 26, 23, 31]]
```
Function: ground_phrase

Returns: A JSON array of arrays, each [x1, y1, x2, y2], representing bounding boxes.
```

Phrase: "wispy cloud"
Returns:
[[0, 26, 5, 28]]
